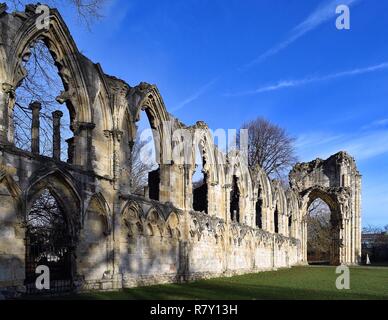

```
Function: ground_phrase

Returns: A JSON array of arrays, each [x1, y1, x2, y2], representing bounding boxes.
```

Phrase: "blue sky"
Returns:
[[56, 0, 388, 227]]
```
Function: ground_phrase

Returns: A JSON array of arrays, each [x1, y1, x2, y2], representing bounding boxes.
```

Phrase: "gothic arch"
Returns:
[[226, 152, 252, 200], [290, 151, 362, 265], [252, 167, 273, 230], [145, 207, 163, 229], [271, 182, 288, 235], [129, 83, 171, 163], [272, 182, 287, 215], [226, 152, 253, 225], [0, 169, 22, 208], [10, 7, 92, 123], [122, 200, 144, 237], [25, 169, 82, 239], [85, 193, 112, 235], [253, 167, 272, 209], [302, 187, 341, 218], [192, 122, 219, 184], [286, 189, 300, 238]]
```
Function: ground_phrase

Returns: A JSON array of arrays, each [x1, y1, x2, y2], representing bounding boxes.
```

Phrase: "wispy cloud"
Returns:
[[171, 78, 218, 112], [362, 118, 388, 130], [226, 62, 388, 96], [243, 0, 360, 68], [296, 129, 388, 163]]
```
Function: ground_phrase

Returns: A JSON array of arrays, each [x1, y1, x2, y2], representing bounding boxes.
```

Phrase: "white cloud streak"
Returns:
[[227, 62, 388, 96], [243, 0, 360, 68], [362, 118, 388, 130], [296, 129, 388, 163], [171, 78, 218, 111]]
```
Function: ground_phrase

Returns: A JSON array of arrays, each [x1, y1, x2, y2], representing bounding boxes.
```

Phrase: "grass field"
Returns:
[[73, 266, 388, 300]]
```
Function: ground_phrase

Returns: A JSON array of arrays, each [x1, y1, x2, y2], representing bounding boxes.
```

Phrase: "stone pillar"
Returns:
[[104, 129, 123, 189], [302, 221, 308, 263], [0, 83, 15, 144], [356, 176, 362, 264], [183, 165, 193, 211], [52, 110, 63, 160], [74, 122, 96, 169], [159, 164, 172, 203], [223, 184, 231, 223], [29, 101, 42, 154]]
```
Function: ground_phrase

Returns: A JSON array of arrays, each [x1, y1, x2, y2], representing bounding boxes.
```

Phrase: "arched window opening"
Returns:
[[25, 189, 74, 294], [288, 215, 293, 235], [230, 175, 240, 223], [255, 187, 263, 228], [274, 206, 279, 233], [14, 40, 73, 161], [307, 198, 332, 265], [134, 111, 159, 199], [192, 145, 208, 213]]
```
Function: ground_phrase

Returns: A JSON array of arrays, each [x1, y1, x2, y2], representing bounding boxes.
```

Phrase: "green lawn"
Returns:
[[74, 266, 388, 300]]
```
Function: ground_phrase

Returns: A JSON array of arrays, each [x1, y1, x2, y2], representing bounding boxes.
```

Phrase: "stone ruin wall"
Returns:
[[0, 5, 361, 296]]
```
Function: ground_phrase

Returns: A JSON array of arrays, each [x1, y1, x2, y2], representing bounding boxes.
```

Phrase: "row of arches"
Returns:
[[0, 8, 361, 295], [0, 167, 183, 291], [0, 6, 296, 237]]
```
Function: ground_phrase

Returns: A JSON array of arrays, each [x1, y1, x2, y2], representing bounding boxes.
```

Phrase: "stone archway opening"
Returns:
[[230, 175, 240, 223], [25, 189, 75, 294], [134, 111, 160, 200], [14, 40, 74, 161], [192, 144, 208, 214], [274, 205, 279, 233], [304, 190, 342, 266], [306, 198, 332, 265], [255, 186, 263, 228]]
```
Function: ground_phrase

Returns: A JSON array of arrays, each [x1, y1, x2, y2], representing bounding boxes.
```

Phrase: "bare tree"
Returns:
[[7, 0, 107, 26], [130, 137, 154, 196], [362, 225, 388, 263], [27, 189, 69, 245], [239, 117, 298, 179], [363, 225, 386, 234]]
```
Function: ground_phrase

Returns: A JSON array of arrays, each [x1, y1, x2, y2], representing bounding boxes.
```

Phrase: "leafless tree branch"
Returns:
[[239, 117, 298, 180]]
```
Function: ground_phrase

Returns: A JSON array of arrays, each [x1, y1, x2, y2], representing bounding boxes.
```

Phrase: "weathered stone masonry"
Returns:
[[0, 5, 362, 296]]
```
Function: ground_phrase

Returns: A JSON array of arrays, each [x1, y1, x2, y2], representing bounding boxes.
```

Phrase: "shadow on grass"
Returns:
[[26, 267, 388, 300]]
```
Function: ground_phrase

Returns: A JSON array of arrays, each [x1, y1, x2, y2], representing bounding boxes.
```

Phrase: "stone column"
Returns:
[[29, 101, 42, 154], [52, 110, 63, 160], [183, 164, 193, 211], [74, 122, 96, 169], [104, 129, 123, 189], [0, 83, 15, 144], [223, 184, 231, 223]]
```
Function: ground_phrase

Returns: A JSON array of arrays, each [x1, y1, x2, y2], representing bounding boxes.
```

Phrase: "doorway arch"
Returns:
[[290, 152, 362, 265], [24, 170, 81, 293]]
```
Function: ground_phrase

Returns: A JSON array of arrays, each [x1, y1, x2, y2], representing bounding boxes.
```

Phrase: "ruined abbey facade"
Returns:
[[0, 5, 362, 297]]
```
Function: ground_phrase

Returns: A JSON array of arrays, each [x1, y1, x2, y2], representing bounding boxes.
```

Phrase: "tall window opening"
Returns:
[[192, 145, 208, 213], [255, 187, 263, 228], [134, 111, 159, 199], [25, 189, 74, 294], [307, 198, 332, 265], [230, 175, 240, 223], [274, 206, 279, 233], [14, 40, 73, 161]]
